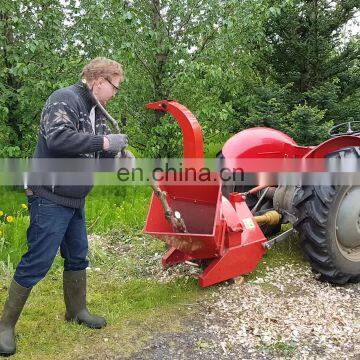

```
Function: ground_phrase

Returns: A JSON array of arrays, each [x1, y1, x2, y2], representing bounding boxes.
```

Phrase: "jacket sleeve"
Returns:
[[42, 101, 104, 156]]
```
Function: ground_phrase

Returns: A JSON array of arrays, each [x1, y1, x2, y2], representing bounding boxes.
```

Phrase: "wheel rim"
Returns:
[[336, 186, 360, 261]]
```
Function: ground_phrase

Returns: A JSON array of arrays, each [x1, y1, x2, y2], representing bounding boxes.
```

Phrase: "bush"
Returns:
[[283, 104, 333, 146]]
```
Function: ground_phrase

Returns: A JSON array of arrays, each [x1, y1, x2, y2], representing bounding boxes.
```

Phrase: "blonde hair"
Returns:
[[81, 57, 124, 83]]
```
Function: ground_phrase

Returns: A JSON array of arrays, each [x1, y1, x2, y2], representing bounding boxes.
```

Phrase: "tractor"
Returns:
[[144, 100, 360, 287]]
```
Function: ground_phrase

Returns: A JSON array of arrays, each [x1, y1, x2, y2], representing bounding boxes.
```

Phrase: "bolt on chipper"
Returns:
[[144, 100, 360, 287]]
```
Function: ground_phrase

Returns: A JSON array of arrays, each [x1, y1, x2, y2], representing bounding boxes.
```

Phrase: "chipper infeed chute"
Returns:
[[144, 100, 268, 287]]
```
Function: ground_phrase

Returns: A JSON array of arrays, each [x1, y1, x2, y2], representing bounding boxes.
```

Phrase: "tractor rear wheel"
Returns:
[[294, 147, 360, 284]]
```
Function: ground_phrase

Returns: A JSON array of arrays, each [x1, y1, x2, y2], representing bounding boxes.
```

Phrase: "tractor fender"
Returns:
[[220, 127, 311, 172], [304, 135, 360, 158]]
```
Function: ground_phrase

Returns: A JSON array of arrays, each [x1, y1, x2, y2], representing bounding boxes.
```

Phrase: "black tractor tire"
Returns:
[[294, 147, 360, 284]]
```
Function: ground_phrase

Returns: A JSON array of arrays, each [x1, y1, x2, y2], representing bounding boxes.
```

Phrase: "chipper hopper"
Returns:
[[145, 100, 360, 287]]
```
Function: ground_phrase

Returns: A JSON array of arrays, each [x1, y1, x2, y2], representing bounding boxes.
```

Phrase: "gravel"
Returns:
[[201, 263, 360, 359], [135, 261, 360, 359]]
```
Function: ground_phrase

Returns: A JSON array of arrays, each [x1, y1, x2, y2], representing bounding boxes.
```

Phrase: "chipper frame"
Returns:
[[145, 100, 360, 287]]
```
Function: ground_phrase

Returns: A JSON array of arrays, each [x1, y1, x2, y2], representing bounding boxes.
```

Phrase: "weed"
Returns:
[[260, 339, 298, 357]]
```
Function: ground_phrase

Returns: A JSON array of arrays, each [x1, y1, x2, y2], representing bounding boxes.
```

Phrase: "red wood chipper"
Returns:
[[145, 100, 360, 287]]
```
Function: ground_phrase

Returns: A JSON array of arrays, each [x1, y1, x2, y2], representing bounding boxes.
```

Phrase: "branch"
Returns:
[[172, 1, 208, 45], [190, 28, 218, 61], [151, 0, 172, 39], [133, 48, 154, 78]]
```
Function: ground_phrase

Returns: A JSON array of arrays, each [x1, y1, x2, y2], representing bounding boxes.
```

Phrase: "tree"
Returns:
[[238, 0, 359, 145], [65, 0, 268, 157], [1, 0, 358, 156], [0, 0, 83, 157]]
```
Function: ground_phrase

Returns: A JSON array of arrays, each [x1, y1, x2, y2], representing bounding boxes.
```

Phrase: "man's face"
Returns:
[[92, 75, 121, 106]]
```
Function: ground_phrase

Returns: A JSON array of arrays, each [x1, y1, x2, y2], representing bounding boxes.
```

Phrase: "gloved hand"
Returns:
[[116, 149, 136, 159], [104, 134, 128, 152]]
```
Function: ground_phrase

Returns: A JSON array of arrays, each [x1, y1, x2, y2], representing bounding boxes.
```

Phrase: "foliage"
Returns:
[[284, 104, 332, 145], [256, 0, 359, 133], [224, 0, 359, 146], [241, 83, 333, 145], [0, 0, 359, 157], [0, 1, 83, 157]]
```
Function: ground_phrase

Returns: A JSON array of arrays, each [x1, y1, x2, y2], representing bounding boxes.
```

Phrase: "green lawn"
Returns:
[[0, 186, 152, 269]]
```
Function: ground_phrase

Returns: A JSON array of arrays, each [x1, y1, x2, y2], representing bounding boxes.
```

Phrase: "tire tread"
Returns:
[[294, 147, 360, 284]]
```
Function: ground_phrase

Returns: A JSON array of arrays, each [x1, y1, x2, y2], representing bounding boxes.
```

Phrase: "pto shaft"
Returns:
[[254, 210, 281, 226]]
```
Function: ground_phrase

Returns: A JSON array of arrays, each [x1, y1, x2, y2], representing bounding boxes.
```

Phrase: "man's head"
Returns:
[[81, 57, 124, 105]]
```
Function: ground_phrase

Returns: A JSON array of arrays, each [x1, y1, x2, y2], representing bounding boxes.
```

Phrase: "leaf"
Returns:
[[124, 11, 133, 22], [269, 6, 281, 16], [0, 107, 9, 121]]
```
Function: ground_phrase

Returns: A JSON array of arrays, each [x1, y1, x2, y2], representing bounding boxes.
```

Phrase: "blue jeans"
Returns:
[[14, 195, 89, 288]]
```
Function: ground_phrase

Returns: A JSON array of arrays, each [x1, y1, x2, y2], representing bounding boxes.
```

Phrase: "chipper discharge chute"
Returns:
[[145, 100, 360, 287]]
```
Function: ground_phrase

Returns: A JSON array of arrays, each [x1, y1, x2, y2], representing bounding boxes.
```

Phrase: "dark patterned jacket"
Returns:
[[29, 81, 116, 208]]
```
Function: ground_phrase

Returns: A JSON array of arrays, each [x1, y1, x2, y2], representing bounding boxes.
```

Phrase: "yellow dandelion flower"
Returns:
[[0, 229, 2, 236], [21, 203, 28, 210], [6, 216, 14, 223], [0, 210, 3, 217]]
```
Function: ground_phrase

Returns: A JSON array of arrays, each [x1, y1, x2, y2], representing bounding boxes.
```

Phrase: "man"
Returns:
[[0, 57, 127, 356]]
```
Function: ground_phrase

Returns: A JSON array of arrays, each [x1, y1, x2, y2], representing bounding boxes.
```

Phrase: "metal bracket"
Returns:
[[262, 227, 296, 250]]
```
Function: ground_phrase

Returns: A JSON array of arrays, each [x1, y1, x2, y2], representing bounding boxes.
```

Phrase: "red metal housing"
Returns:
[[145, 101, 267, 287]]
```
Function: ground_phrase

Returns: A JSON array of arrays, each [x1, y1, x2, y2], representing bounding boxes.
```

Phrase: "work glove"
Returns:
[[116, 149, 136, 159], [105, 134, 128, 153]]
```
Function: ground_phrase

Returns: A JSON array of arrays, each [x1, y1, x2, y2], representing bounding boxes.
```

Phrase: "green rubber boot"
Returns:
[[0, 280, 31, 357], [63, 270, 106, 329]]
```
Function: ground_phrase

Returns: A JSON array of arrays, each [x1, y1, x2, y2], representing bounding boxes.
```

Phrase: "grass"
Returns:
[[260, 339, 298, 358], [0, 185, 152, 269], [0, 270, 204, 360], [85, 185, 152, 233], [0, 188, 30, 272]]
